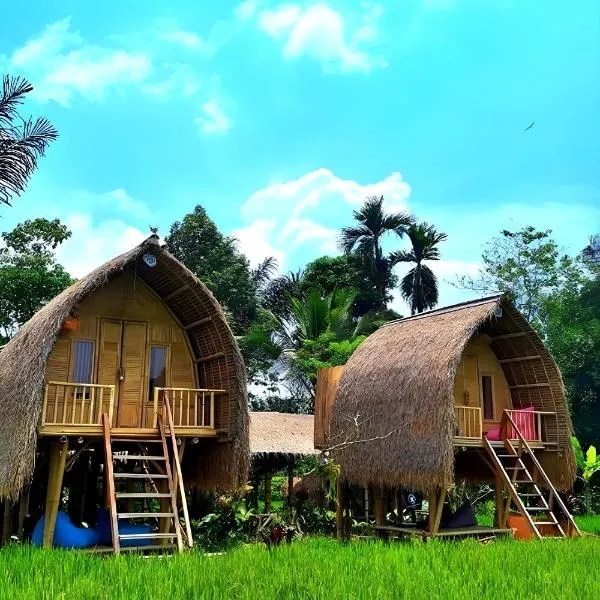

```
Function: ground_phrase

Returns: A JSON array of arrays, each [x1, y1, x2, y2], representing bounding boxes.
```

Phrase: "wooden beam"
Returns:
[[43, 439, 69, 548], [373, 486, 386, 527], [184, 316, 212, 330], [491, 332, 528, 340], [499, 355, 541, 364], [17, 485, 30, 539], [336, 479, 346, 540], [265, 475, 272, 513], [494, 473, 504, 528], [162, 284, 189, 302], [431, 488, 447, 534], [194, 351, 225, 364], [510, 383, 550, 389]]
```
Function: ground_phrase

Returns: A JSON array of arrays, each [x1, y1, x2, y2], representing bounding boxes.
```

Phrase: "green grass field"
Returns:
[[1, 535, 600, 600]]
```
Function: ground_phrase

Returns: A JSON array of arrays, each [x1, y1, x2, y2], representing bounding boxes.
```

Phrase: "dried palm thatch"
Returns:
[[249, 412, 318, 457], [0, 235, 249, 499], [330, 295, 575, 494]]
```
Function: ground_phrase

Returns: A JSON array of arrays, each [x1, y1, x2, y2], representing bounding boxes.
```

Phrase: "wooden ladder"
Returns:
[[101, 399, 192, 554], [484, 410, 580, 539]]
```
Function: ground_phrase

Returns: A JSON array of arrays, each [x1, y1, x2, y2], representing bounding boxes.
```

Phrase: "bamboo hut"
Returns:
[[316, 295, 579, 540], [249, 412, 319, 512], [0, 235, 249, 552]]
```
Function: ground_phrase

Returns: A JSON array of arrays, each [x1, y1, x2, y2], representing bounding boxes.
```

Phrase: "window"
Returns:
[[481, 375, 494, 420], [149, 346, 168, 402], [73, 340, 94, 384]]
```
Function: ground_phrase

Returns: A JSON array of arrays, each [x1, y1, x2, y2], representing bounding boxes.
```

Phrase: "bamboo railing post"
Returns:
[[210, 392, 215, 428], [41, 384, 49, 427], [186, 390, 190, 426], [153, 387, 160, 429], [108, 386, 115, 426], [61, 386, 68, 423]]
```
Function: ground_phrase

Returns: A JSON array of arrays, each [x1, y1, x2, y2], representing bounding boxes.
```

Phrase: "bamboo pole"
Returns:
[[43, 439, 69, 547], [336, 479, 346, 540], [373, 486, 386, 527]]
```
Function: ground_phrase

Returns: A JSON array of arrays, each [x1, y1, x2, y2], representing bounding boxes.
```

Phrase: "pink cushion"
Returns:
[[486, 427, 501, 441], [511, 406, 537, 441]]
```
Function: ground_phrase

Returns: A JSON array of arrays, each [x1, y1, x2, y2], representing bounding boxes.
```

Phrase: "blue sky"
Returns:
[[1, 0, 599, 312]]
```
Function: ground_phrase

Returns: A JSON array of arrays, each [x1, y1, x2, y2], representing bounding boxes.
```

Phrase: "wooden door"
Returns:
[[97, 320, 122, 421], [117, 321, 148, 428]]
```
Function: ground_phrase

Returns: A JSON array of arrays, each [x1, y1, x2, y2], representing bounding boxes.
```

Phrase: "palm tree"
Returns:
[[339, 195, 413, 309], [0, 75, 58, 206], [391, 222, 447, 315]]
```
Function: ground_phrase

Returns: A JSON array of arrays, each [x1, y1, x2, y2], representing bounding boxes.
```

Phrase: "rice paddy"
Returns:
[[1, 534, 600, 600]]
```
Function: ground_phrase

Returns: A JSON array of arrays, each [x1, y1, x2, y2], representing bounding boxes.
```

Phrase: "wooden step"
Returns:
[[114, 455, 166, 461], [532, 520, 558, 527], [524, 506, 550, 512], [119, 532, 175, 540], [116, 492, 172, 499], [117, 512, 174, 519], [114, 473, 168, 479]]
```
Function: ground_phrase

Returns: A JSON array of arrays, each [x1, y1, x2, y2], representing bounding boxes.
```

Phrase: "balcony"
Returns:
[[39, 382, 223, 437], [454, 406, 482, 441]]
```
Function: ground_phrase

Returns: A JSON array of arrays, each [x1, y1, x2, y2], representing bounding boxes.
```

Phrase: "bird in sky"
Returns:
[[523, 121, 535, 132]]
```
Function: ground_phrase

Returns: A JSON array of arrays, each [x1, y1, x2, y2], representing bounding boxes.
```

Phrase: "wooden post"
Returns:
[[43, 439, 69, 548], [287, 459, 295, 508], [494, 472, 504, 528], [364, 487, 369, 520], [428, 488, 446, 534], [265, 475, 272, 513], [17, 485, 30, 540], [336, 478, 346, 540], [373, 486, 386, 527], [2, 501, 12, 545]]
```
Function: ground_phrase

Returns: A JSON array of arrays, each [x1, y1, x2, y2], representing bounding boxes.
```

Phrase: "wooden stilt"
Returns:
[[431, 488, 446, 534], [364, 487, 369, 520], [373, 486, 386, 527], [43, 439, 69, 548], [287, 459, 295, 508], [265, 475, 272, 513], [17, 485, 30, 539], [494, 472, 504, 528], [2, 501, 12, 544], [428, 491, 437, 533], [336, 478, 346, 540]]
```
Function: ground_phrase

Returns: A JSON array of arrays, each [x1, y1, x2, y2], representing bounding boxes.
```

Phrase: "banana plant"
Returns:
[[572, 437, 600, 512]]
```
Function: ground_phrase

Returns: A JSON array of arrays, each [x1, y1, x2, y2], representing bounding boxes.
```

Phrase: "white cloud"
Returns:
[[232, 219, 287, 270], [142, 63, 200, 98], [56, 213, 146, 278], [194, 98, 231, 134], [242, 168, 411, 220], [256, 3, 387, 73], [236, 167, 411, 275], [159, 29, 207, 51], [9, 18, 153, 106], [235, 0, 261, 21]]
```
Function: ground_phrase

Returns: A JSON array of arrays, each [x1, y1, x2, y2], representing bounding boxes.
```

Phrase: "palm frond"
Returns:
[[401, 264, 439, 315], [0, 75, 33, 127], [252, 256, 278, 286]]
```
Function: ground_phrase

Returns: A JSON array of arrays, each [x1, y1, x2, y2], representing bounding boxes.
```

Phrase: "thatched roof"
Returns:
[[249, 412, 318, 457], [330, 295, 575, 494], [0, 235, 249, 499]]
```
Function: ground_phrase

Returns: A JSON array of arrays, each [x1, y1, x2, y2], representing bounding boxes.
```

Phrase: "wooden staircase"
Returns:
[[102, 395, 193, 554], [484, 410, 580, 539]]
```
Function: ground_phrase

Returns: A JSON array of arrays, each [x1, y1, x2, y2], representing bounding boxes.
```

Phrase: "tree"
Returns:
[[339, 196, 413, 311], [1, 75, 58, 206], [457, 226, 584, 328], [0, 218, 73, 342], [391, 222, 447, 315], [164, 206, 257, 332]]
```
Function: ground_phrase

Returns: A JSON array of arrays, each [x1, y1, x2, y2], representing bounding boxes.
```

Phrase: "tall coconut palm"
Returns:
[[391, 222, 447, 315], [0, 75, 58, 206], [339, 195, 413, 310]]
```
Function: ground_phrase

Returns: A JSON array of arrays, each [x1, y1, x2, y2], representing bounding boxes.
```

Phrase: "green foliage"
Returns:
[[294, 332, 366, 384], [3, 537, 600, 598], [572, 438, 600, 483], [0, 75, 58, 207], [391, 222, 447, 315], [164, 206, 257, 332], [0, 218, 73, 341], [459, 226, 585, 327], [339, 195, 413, 311]]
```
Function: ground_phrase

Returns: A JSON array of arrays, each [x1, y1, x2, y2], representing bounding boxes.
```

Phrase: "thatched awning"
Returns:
[[249, 412, 318, 458], [0, 235, 249, 499], [330, 295, 575, 494]]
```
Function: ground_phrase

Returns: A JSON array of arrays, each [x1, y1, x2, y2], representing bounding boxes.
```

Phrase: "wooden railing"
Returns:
[[42, 382, 116, 427], [454, 406, 482, 439], [153, 387, 223, 429], [505, 409, 554, 443]]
